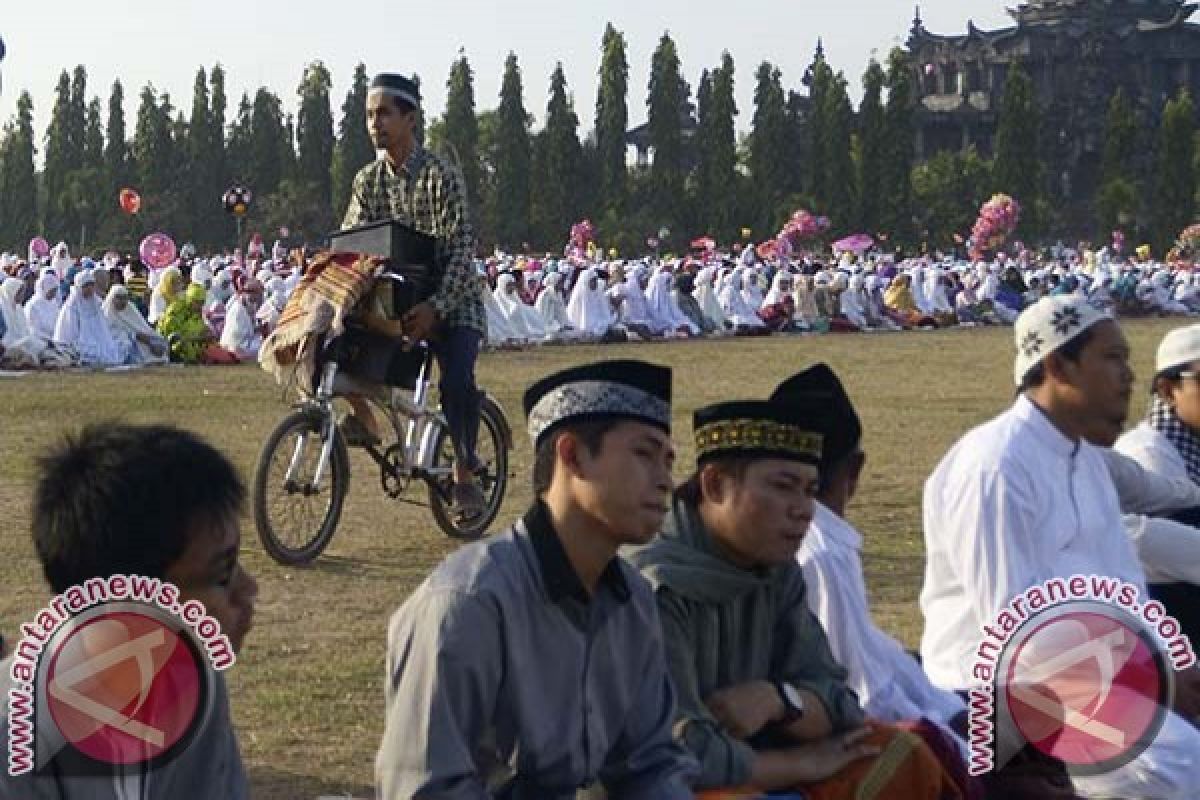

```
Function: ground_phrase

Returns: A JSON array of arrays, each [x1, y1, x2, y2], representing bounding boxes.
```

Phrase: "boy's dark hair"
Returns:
[[675, 457, 755, 505], [532, 419, 620, 495], [33, 424, 245, 593], [1019, 326, 1097, 391]]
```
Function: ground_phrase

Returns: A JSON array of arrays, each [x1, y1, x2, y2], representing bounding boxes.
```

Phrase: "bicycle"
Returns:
[[252, 331, 512, 566]]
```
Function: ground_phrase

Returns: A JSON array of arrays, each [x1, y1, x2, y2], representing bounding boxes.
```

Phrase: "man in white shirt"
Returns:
[[771, 364, 967, 736], [1115, 324, 1200, 640], [921, 296, 1200, 799]]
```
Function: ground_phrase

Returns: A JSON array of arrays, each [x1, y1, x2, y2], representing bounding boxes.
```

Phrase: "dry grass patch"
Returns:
[[0, 318, 1178, 797]]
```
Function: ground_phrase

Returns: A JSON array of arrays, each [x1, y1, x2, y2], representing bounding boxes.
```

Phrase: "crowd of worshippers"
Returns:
[[0, 240, 299, 371], [8, 294, 1200, 800], [479, 243, 1200, 347], [8, 235, 1200, 372]]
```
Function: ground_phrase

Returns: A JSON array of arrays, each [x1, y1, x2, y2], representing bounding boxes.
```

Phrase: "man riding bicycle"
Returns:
[[340, 72, 488, 519]]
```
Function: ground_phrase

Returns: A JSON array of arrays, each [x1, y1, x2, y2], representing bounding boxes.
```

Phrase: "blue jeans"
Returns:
[[431, 326, 482, 472]]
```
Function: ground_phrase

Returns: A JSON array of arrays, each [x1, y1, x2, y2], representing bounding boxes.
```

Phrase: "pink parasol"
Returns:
[[832, 233, 874, 254]]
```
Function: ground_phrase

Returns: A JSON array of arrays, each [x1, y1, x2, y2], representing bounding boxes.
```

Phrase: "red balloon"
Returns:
[[119, 188, 141, 215]]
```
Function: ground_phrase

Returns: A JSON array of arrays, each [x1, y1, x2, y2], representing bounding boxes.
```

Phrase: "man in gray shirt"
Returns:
[[375, 359, 695, 799]]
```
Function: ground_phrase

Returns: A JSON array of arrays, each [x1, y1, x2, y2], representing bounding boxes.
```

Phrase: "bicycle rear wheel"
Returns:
[[428, 400, 509, 540], [253, 409, 350, 565]]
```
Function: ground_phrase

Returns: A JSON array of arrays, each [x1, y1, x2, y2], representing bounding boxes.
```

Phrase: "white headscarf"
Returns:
[[0, 277, 44, 366], [534, 273, 572, 334], [646, 270, 696, 334], [762, 271, 794, 308], [719, 267, 766, 328], [220, 282, 264, 359], [741, 269, 765, 310], [103, 285, 167, 365], [566, 268, 616, 336], [190, 261, 214, 288], [613, 266, 654, 329], [493, 273, 546, 340], [54, 270, 123, 366], [839, 274, 868, 328], [482, 275, 523, 344], [50, 242, 72, 278], [927, 269, 953, 313], [25, 270, 62, 340], [694, 267, 727, 330]]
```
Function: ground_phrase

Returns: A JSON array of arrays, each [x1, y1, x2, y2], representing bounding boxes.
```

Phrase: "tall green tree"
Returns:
[[100, 80, 134, 248], [912, 147, 992, 250], [881, 48, 916, 248], [822, 72, 856, 236], [331, 64, 372, 221], [295, 61, 336, 235], [857, 60, 886, 235], [209, 64, 232, 244], [43, 70, 75, 242], [227, 93, 253, 184], [186, 67, 216, 246], [443, 52, 481, 215], [71, 96, 107, 247], [248, 88, 289, 199], [491, 52, 532, 247], [1096, 88, 1140, 235], [595, 23, 630, 213], [992, 61, 1042, 240], [646, 32, 689, 238], [531, 64, 584, 248], [806, 48, 832, 207], [0, 92, 38, 249], [131, 85, 177, 234], [1153, 90, 1196, 253], [748, 61, 790, 235], [68, 66, 88, 174]]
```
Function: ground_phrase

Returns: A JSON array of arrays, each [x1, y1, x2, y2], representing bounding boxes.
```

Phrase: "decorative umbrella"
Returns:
[[832, 233, 875, 254]]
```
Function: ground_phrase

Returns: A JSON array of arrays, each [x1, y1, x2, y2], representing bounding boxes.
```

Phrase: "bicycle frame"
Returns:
[[285, 341, 451, 492]]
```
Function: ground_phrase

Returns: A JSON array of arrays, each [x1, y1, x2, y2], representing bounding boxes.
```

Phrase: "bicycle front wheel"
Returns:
[[253, 409, 350, 565], [428, 401, 509, 541]]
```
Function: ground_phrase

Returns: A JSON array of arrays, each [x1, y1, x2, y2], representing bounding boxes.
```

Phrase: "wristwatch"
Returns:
[[775, 681, 806, 724]]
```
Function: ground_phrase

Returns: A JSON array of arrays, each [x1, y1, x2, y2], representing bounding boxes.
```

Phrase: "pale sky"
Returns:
[[0, 1, 1014, 146]]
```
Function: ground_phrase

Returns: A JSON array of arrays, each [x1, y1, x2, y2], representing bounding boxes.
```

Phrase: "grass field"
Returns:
[[0, 318, 1182, 797]]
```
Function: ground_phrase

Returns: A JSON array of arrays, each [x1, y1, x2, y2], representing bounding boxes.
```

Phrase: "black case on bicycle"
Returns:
[[327, 220, 447, 317]]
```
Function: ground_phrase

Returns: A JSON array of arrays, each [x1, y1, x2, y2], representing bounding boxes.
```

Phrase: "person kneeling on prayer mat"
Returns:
[[626, 399, 960, 799], [374, 360, 695, 799]]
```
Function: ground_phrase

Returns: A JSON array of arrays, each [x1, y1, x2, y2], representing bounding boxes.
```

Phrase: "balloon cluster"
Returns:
[[755, 239, 779, 261], [776, 209, 831, 256], [968, 194, 1021, 261], [568, 219, 596, 256], [1172, 224, 1200, 263], [1111, 230, 1125, 254], [223, 185, 252, 216]]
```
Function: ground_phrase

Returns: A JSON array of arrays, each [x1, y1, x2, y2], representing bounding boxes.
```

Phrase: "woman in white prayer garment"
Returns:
[[646, 269, 697, 336], [54, 270, 125, 367], [25, 271, 62, 341], [565, 267, 618, 338], [492, 272, 548, 341], [0, 277, 42, 368], [718, 266, 766, 330], [534, 272, 574, 336], [481, 274, 525, 346], [103, 284, 169, 365], [218, 278, 266, 360], [839, 274, 870, 329], [693, 266, 728, 331]]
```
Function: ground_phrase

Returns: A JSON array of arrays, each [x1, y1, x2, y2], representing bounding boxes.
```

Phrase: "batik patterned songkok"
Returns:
[[523, 359, 671, 447]]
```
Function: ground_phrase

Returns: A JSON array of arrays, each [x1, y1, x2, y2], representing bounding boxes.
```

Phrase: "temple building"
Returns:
[[908, 0, 1200, 233]]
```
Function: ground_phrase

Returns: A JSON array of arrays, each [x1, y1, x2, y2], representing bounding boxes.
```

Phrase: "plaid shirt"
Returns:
[[342, 146, 485, 336]]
